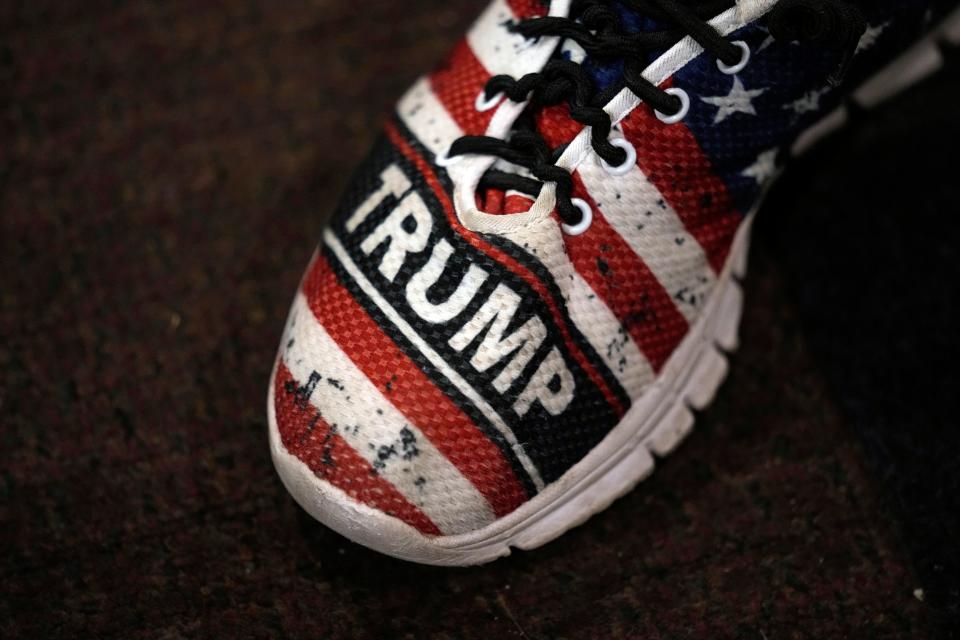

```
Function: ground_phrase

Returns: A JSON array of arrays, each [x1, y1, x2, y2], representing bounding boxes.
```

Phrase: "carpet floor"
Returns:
[[2, 1, 958, 637]]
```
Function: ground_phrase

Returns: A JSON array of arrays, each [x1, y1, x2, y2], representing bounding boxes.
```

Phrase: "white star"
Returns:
[[784, 87, 830, 116], [756, 34, 776, 53], [753, 25, 777, 53], [741, 148, 779, 184], [700, 76, 767, 124], [856, 22, 890, 54]]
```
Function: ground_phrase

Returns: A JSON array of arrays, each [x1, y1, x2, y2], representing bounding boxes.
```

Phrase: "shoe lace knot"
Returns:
[[446, 0, 865, 227]]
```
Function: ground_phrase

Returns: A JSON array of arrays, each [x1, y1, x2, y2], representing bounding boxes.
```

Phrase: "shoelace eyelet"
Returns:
[[561, 198, 593, 236], [654, 87, 690, 124], [452, 5, 749, 223], [716, 40, 751, 75], [599, 137, 637, 176], [435, 149, 464, 167], [475, 90, 505, 112]]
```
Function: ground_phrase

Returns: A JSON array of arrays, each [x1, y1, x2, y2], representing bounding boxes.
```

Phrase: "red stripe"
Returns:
[[273, 362, 442, 536], [302, 254, 528, 518], [503, 193, 534, 214], [536, 103, 581, 150], [506, 0, 547, 19], [619, 78, 741, 273], [384, 121, 626, 417], [566, 173, 689, 371], [429, 40, 495, 135]]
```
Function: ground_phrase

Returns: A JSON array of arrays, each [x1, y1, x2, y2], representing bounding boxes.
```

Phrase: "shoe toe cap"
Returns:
[[268, 255, 531, 551]]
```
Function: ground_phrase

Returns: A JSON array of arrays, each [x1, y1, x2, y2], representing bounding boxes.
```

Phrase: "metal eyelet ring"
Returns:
[[654, 87, 690, 125], [716, 40, 751, 75], [475, 90, 505, 112], [561, 198, 593, 236], [435, 149, 464, 167], [599, 137, 637, 176]]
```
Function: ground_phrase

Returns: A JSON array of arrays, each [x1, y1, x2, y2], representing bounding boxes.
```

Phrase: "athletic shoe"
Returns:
[[268, 0, 960, 565]]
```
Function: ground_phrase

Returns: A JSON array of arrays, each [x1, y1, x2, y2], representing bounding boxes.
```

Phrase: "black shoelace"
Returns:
[[445, 0, 865, 226]]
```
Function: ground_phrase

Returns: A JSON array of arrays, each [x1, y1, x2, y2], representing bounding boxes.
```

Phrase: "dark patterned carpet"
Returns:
[[2, 1, 958, 638]]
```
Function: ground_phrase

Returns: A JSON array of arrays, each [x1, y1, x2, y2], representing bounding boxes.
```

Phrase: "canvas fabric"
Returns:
[[272, 0, 955, 535]]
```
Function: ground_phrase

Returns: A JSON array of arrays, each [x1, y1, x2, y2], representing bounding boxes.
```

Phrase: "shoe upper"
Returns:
[[271, 0, 954, 537]]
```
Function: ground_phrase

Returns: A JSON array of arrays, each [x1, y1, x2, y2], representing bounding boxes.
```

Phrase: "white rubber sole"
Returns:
[[267, 9, 960, 566]]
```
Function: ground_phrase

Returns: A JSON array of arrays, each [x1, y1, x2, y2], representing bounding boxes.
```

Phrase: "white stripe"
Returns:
[[565, 270, 654, 398], [323, 229, 547, 491], [397, 77, 464, 157], [467, 0, 543, 75], [499, 212, 656, 399], [281, 292, 495, 535], [577, 159, 717, 323]]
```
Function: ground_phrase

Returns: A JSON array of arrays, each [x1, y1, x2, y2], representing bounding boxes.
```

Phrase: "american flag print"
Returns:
[[270, 0, 956, 535]]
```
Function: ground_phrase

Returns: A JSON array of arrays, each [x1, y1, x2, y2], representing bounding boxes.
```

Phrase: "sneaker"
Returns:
[[268, 0, 960, 565]]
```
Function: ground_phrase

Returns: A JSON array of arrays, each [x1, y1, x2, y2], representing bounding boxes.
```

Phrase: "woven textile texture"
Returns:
[[3, 0, 959, 637], [267, 0, 955, 539]]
